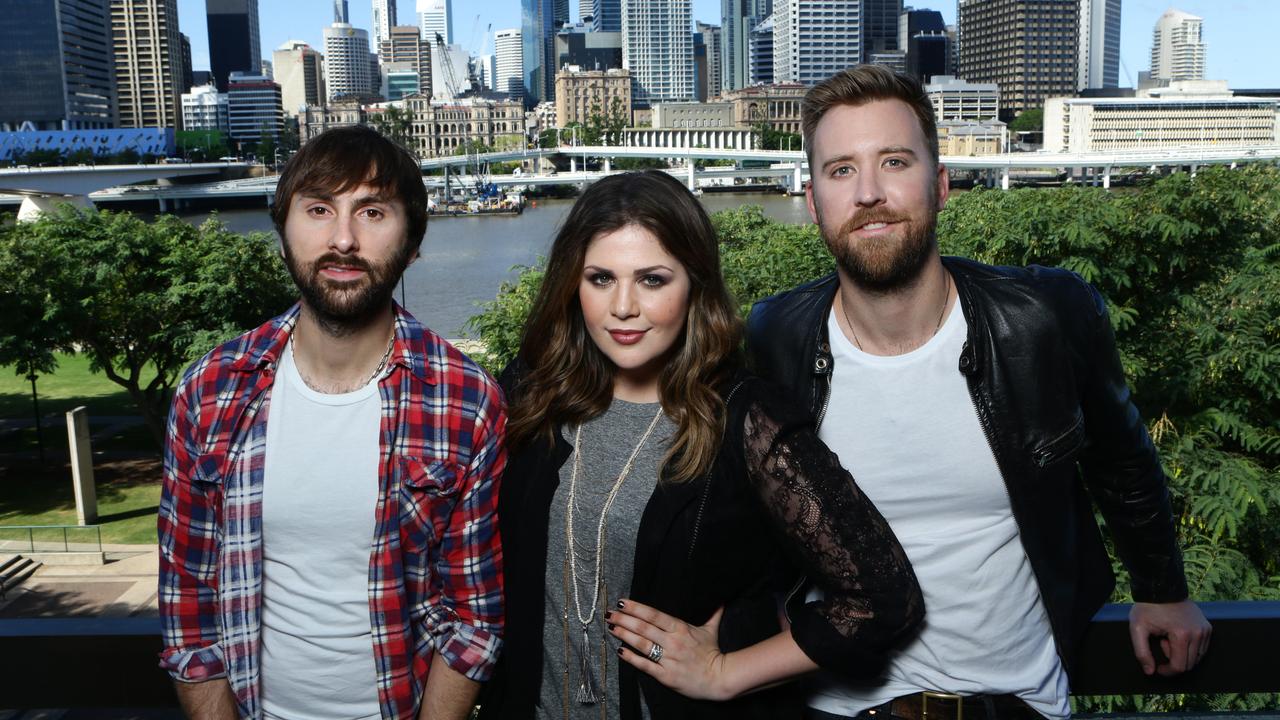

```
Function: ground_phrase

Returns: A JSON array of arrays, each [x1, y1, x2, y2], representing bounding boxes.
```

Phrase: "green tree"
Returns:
[[1010, 108, 1044, 134], [370, 105, 414, 149], [0, 207, 297, 448], [176, 130, 231, 161]]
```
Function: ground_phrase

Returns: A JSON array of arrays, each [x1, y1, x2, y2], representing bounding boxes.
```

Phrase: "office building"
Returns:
[[958, 0, 1078, 119], [1078, 0, 1121, 89], [1150, 7, 1205, 82], [324, 22, 374, 101], [111, 0, 185, 129], [580, 0, 594, 22], [555, 26, 623, 71], [382, 63, 420, 100], [1044, 82, 1279, 153], [206, 0, 260, 91], [749, 13, 775, 85], [334, 0, 349, 22], [495, 28, 524, 100], [651, 101, 736, 128], [226, 71, 282, 147], [900, 7, 949, 81], [380, 25, 431, 98], [722, 0, 771, 94], [622, 0, 695, 106], [695, 29, 710, 102], [589, 0, 622, 31], [555, 66, 631, 127], [774, 0, 861, 86], [697, 22, 723, 99], [937, 119, 1006, 155], [0, 0, 116, 131], [523, 0, 557, 104], [418, 0, 452, 45], [273, 40, 326, 117], [180, 33, 195, 94], [181, 83, 230, 131], [862, 0, 902, 62], [926, 75, 999, 121], [372, 0, 395, 50]]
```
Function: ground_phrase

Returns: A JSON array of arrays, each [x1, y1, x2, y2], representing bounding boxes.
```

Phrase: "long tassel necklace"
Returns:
[[563, 406, 664, 712]]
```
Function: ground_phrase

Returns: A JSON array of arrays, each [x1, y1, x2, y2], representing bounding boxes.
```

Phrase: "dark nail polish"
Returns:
[[604, 611, 613, 620], [616, 600, 625, 609], [607, 623, 616, 631], [617, 647, 624, 656]]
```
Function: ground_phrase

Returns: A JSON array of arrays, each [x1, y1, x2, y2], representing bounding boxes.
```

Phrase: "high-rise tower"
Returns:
[[622, 0, 694, 106], [721, 0, 771, 93], [958, 0, 1079, 119], [206, 0, 261, 92], [111, 0, 185, 128], [324, 22, 374, 100], [1150, 7, 1205, 82], [0, 0, 117, 131], [372, 0, 396, 51], [1078, 0, 1121, 89], [773, 0, 861, 86]]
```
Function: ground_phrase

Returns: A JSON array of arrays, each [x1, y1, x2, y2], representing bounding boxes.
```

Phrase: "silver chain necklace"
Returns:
[[290, 322, 396, 391], [564, 405, 664, 705], [840, 270, 951, 352]]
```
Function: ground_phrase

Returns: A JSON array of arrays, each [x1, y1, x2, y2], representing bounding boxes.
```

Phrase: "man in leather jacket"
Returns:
[[746, 65, 1210, 720]]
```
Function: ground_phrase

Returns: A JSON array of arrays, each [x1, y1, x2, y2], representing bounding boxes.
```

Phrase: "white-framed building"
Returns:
[[1078, 0, 1121, 90], [418, 0, 452, 45], [372, 0, 395, 50], [621, 0, 694, 106], [181, 83, 230, 131], [926, 75, 999, 122], [226, 72, 284, 146], [1150, 8, 1205, 82], [494, 28, 524, 101], [622, 126, 757, 150], [324, 23, 374, 100], [403, 95, 526, 156], [651, 102, 736, 129], [1043, 82, 1280, 153], [773, 0, 862, 87]]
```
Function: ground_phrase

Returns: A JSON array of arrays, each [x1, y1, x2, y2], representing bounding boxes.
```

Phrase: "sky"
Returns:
[[175, 0, 1279, 89]]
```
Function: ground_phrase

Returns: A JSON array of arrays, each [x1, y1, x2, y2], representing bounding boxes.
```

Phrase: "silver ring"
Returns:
[[646, 642, 663, 663]]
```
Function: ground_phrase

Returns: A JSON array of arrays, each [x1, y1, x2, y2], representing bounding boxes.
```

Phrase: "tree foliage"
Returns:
[[0, 207, 296, 448], [466, 166, 1280, 709]]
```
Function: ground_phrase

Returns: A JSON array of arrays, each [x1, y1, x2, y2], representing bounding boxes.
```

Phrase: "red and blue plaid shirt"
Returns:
[[158, 303, 506, 719]]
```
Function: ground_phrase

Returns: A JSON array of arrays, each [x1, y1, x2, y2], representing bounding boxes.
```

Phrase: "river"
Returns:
[[179, 192, 813, 338]]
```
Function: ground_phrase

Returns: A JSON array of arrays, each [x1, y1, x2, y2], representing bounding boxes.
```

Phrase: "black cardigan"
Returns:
[[480, 372, 923, 720]]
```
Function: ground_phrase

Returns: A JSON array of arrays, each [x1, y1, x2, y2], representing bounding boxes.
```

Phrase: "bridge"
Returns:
[[0, 162, 243, 220], [2, 145, 1278, 214]]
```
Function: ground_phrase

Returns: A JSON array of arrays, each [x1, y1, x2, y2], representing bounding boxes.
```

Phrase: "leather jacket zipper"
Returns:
[[686, 380, 747, 562]]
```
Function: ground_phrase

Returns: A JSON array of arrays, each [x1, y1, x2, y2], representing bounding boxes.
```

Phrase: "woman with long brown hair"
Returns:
[[480, 171, 922, 720]]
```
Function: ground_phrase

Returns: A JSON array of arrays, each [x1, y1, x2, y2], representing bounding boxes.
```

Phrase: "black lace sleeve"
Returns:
[[738, 383, 924, 678]]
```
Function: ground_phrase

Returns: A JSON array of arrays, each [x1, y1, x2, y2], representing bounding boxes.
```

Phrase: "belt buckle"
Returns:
[[921, 691, 966, 720]]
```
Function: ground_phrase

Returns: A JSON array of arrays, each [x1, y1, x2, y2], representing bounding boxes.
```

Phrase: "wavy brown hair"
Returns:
[[507, 171, 742, 483]]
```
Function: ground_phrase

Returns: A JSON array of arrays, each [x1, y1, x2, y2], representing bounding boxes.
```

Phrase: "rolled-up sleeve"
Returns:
[[157, 382, 227, 682]]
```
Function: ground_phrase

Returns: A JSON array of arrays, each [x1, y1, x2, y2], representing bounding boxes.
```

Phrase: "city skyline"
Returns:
[[169, 1, 1277, 92]]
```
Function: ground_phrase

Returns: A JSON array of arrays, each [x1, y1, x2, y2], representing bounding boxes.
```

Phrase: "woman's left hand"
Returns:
[[607, 599, 734, 701]]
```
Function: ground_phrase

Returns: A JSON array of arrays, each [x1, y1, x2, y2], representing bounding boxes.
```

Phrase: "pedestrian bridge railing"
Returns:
[[0, 524, 103, 554]]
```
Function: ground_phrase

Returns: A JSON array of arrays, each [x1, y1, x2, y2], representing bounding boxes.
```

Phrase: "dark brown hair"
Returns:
[[508, 171, 742, 483], [271, 125, 429, 251], [802, 64, 939, 166]]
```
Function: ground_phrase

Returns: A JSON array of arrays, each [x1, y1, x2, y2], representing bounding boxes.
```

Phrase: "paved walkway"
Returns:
[[0, 543, 157, 618]]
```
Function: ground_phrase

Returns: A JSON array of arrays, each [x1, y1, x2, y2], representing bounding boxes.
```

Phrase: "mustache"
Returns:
[[312, 253, 374, 273], [839, 209, 907, 236]]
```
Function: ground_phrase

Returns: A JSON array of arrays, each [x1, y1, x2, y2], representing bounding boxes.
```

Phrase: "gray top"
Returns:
[[536, 397, 675, 720]]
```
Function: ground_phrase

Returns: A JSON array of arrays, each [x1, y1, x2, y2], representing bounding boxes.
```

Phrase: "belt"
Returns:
[[853, 692, 1043, 720]]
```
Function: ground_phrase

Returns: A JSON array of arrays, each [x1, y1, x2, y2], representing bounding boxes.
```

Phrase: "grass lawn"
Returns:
[[0, 352, 162, 455], [0, 458, 161, 545]]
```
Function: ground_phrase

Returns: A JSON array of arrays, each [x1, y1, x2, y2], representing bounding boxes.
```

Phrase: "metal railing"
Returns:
[[0, 524, 103, 554], [0, 601, 1276, 712]]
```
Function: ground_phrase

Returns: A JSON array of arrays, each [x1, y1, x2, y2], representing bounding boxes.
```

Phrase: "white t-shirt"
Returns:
[[259, 340, 383, 720], [809, 302, 1071, 720]]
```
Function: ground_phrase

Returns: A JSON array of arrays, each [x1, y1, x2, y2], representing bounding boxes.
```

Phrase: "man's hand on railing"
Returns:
[[1129, 600, 1213, 676]]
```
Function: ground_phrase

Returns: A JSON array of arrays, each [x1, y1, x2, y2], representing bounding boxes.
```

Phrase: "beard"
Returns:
[[816, 194, 940, 294], [282, 244, 412, 336]]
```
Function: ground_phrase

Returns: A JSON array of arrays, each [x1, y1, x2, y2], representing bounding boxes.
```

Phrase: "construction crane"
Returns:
[[434, 32, 498, 202]]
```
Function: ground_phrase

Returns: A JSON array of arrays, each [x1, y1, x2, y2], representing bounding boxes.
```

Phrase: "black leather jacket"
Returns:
[[745, 256, 1189, 675]]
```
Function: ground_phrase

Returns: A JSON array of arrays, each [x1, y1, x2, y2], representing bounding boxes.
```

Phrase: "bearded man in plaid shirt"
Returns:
[[158, 126, 506, 720]]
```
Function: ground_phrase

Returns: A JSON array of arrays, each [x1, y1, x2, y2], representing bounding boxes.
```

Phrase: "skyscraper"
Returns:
[[697, 22, 723, 99], [372, 0, 396, 51], [622, 0, 694, 106], [418, 0, 452, 45], [111, 0, 185, 129], [1150, 7, 1204, 82], [334, 0, 349, 23], [495, 28, 524, 100], [773, 0, 861, 86], [206, 0, 261, 92], [579, 0, 594, 22], [324, 22, 374, 100], [958, 0, 1079, 119], [862, 0, 902, 62], [522, 0, 556, 104], [380, 25, 431, 97], [721, 0, 771, 93], [273, 40, 326, 116], [555, 0, 571, 26], [1078, 0, 1121, 89], [749, 12, 774, 85], [591, 0, 621, 31], [0, 0, 116, 131], [900, 8, 949, 82]]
